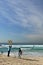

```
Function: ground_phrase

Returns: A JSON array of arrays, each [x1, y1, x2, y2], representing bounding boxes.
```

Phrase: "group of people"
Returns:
[[8, 46, 22, 58]]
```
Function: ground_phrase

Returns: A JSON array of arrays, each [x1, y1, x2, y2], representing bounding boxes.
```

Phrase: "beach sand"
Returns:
[[0, 54, 43, 65]]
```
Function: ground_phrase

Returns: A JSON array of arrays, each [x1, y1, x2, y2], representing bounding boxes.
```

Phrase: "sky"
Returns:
[[0, 0, 43, 43]]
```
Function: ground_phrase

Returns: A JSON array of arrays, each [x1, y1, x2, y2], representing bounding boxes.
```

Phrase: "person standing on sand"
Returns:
[[7, 40, 12, 57], [8, 45, 12, 57], [18, 48, 22, 58]]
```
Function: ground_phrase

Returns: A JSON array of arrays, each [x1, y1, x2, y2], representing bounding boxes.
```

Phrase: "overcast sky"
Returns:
[[0, 0, 43, 43]]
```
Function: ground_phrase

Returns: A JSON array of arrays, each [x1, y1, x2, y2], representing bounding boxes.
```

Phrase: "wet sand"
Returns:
[[0, 54, 43, 65]]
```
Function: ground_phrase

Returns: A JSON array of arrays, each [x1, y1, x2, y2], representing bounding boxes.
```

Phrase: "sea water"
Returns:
[[0, 43, 43, 57]]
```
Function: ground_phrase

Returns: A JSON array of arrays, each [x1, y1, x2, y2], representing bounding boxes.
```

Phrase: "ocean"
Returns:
[[0, 43, 43, 57]]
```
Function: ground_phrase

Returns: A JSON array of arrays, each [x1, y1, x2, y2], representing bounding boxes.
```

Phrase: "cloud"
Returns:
[[24, 34, 43, 43], [8, 31, 43, 43], [7, 0, 43, 32], [0, 0, 43, 34]]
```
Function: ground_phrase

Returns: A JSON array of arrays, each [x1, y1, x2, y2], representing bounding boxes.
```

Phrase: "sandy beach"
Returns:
[[0, 54, 43, 65]]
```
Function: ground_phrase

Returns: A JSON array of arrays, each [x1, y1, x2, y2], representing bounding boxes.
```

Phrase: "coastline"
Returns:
[[0, 54, 43, 65]]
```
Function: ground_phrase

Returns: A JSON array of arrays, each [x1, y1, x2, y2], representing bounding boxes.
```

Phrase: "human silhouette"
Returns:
[[18, 48, 22, 58], [8, 46, 12, 57]]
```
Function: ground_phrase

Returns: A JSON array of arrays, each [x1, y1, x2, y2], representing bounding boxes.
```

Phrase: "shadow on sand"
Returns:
[[21, 58, 39, 61]]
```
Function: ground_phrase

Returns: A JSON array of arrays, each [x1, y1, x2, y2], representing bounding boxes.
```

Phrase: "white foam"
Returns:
[[1, 45, 43, 48]]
